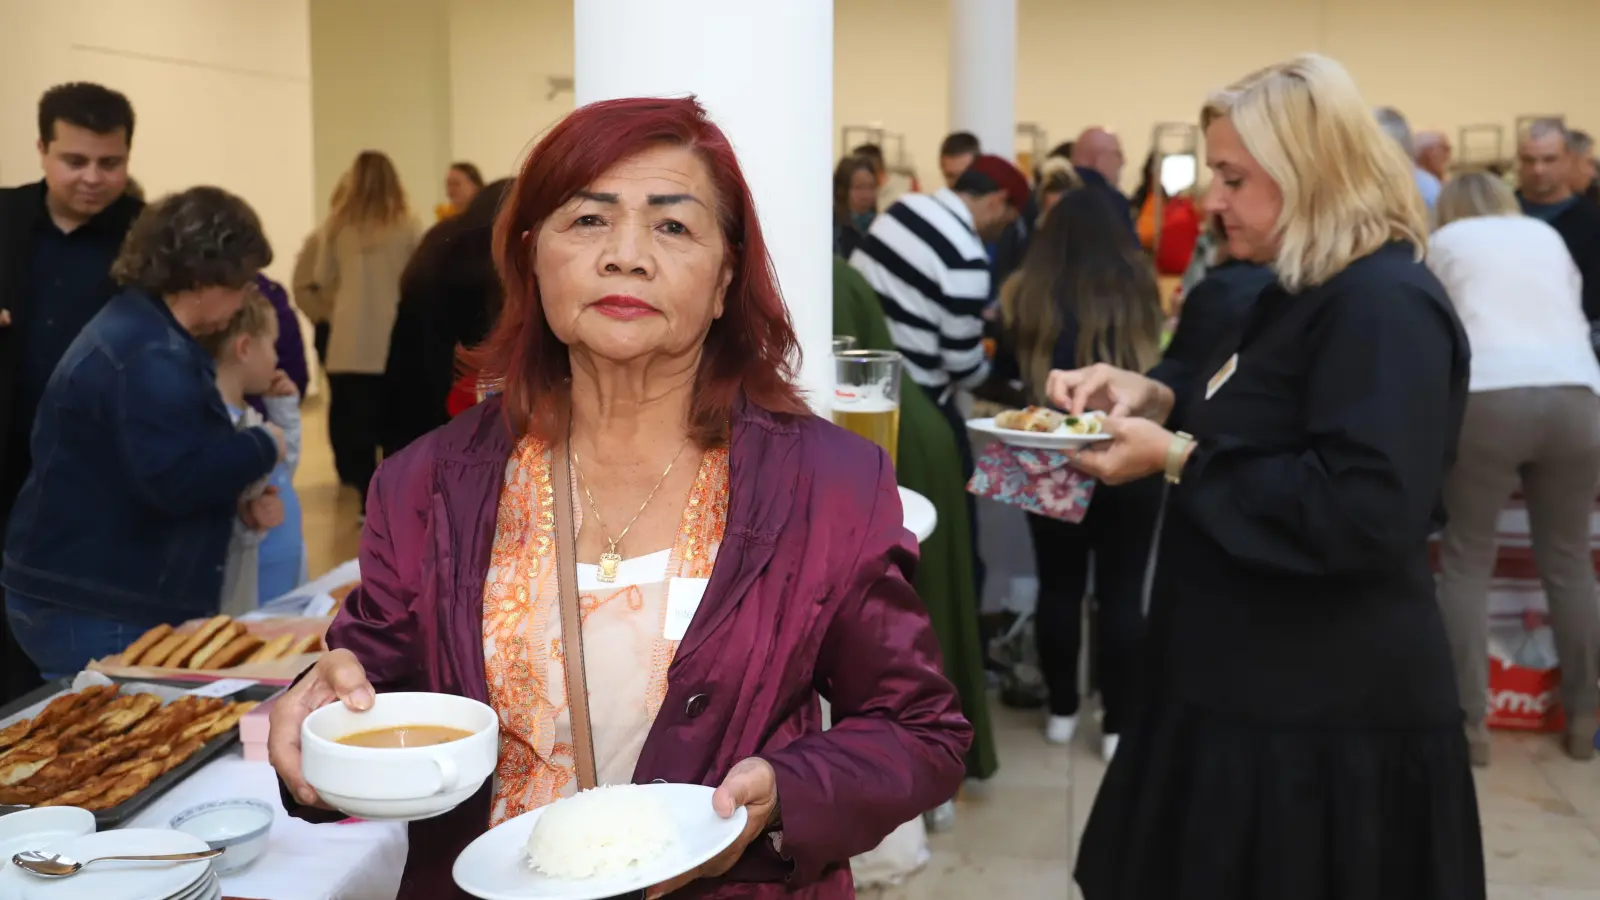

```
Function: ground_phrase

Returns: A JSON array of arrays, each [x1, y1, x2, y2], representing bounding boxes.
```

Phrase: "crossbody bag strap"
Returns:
[[551, 438, 599, 790]]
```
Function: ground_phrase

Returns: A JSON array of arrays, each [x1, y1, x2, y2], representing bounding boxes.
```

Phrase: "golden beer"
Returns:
[[832, 350, 903, 466], [833, 403, 901, 466]]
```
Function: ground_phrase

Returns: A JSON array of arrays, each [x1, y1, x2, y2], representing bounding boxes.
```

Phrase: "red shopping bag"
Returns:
[[1487, 610, 1566, 733]]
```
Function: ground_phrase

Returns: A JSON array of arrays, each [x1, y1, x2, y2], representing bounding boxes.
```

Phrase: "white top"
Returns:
[[1426, 215, 1600, 395], [849, 189, 992, 391]]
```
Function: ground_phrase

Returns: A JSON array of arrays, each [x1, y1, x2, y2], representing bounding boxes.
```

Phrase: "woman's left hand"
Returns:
[[1068, 415, 1176, 485], [646, 757, 779, 899]]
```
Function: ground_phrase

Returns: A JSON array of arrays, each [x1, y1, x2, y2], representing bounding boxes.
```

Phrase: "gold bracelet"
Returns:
[[1165, 432, 1194, 485]]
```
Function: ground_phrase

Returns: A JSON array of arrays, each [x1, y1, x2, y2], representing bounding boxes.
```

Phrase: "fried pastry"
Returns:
[[139, 632, 189, 668], [283, 633, 322, 658], [204, 634, 263, 670], [120, 624, 173, 665], [162, 615, 231, 669], [245, 633, 295, 664]]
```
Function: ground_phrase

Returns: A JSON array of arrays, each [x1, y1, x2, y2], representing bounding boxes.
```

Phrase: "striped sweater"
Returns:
[[849, 189, 991, 392]]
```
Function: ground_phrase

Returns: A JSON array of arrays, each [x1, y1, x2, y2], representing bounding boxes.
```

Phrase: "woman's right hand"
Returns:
[[1047, 363, 1173, 422], [268, 648, 374, 808]]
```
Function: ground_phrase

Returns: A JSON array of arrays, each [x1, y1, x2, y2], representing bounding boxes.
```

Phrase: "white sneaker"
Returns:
[[1045, 714, 1078, 745], [1102, 734, 1120, 762]]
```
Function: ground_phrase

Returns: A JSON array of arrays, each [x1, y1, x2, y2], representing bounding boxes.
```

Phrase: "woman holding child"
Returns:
[[1, 186, 288, 678]]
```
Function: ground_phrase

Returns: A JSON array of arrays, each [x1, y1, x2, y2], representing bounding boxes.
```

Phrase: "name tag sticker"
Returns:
[[184, 678, 259, 699], [664, 578, 710, 641], [1205, 354, 1239, 400]]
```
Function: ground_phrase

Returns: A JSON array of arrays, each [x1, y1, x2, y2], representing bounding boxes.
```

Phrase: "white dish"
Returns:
[[967, 416, 1111, 450], [17, 828, 211, 900], [167, 870, 219, 900], [171, 798, 273, 873], [301, 691, 499, 821], [452, 783, 748, 900], [0, 807, 95, 869]]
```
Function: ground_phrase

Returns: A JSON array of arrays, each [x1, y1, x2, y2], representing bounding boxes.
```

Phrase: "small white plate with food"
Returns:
[[452, 783, 747, 900], [968, 406, 1111, 449]]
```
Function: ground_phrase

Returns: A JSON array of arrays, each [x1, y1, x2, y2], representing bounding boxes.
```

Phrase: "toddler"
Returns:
[[201, 287, 302, 616]]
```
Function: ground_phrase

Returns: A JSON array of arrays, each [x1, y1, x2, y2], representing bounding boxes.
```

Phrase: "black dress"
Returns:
[[1076, 244, 1486, 900]]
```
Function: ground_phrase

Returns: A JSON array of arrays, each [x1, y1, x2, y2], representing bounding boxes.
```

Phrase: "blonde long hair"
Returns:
[[1434, 171, 1521, 229], [326, 150, 410, 237], [1202, 54, 1428, 291]]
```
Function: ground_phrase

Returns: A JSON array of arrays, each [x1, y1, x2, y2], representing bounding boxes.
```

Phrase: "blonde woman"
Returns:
[[1429, 172, 1600, 766], [316, 151, 419, 498], [1049, 55, 1485, 897]]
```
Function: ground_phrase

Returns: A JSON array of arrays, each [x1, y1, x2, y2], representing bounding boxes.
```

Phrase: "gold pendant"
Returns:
[[597, 549, 622, 584]]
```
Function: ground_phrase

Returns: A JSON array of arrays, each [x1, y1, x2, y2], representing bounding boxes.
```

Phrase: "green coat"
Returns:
[[831, 257, 998, 779]]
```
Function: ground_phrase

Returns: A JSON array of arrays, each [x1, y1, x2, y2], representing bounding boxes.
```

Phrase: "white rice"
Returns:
[[525, 784, 679, 879]]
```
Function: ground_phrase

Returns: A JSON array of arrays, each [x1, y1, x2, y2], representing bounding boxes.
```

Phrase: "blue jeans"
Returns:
[[5, 594, 168, 680]]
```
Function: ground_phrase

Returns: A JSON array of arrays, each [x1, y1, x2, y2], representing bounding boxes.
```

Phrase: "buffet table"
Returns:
[[124, 750, 408, 900]]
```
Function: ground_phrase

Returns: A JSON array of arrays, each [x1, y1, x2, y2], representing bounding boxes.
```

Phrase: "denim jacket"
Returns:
[[2, 289, 277, 621]]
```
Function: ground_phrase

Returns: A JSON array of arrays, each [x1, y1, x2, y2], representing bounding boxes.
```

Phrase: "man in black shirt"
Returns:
[[1517, 119, 1600, 332], [0, 83, 141, 701]]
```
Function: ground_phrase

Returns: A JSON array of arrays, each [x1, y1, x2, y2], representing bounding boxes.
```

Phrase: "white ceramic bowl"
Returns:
[[0, 807, 95, 868], [300, 691, 498, 821], [170, 798, 273, 873]]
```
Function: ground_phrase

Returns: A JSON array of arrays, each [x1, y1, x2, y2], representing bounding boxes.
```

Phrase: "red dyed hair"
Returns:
[[468, 96, 807, 445]]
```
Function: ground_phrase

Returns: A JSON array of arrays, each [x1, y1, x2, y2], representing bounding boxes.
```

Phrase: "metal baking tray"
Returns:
[[0, 676, 281, 827]]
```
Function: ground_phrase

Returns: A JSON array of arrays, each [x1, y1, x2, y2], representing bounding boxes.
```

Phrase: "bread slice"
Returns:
[[187, 622, 245, 670], [120, 625, 173, 666], [244, 633, 296, 664], [141, 633, 191, 668], [205, 634, 264, 670]]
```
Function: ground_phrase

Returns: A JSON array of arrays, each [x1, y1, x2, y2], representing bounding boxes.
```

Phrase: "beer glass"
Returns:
[[832, 350, 902, 465]]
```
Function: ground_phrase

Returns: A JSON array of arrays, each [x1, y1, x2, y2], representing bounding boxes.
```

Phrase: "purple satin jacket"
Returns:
[[283, 395, 972, 899]]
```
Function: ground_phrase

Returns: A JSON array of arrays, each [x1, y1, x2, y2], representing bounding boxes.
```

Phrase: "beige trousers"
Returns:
[[1437, 386, 1600, 729]]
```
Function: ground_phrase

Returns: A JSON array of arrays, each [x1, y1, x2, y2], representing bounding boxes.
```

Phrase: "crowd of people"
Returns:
[[1, 48, 1598, 898]]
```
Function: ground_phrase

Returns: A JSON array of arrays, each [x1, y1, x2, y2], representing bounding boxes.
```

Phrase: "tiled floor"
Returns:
[[294, 399, 1600, 900]]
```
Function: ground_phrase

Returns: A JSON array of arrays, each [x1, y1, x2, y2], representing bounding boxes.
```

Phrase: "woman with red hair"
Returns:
[[267, 97, 971, 898]]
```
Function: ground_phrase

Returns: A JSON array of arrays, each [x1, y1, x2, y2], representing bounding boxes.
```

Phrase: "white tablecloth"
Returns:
[[125, 751, 407, 900]]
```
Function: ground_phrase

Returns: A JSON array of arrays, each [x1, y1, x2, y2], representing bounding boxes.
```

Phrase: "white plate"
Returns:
[[0, 806, 96, 871], [967, 416, 1110, 450], [167, 870, 218, 900], [452, 783, 748, 900], [18, 829, 212, 900]]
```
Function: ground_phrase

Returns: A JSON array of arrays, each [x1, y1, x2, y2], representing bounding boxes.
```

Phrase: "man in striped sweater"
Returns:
[[850, 153, 1030, 597]]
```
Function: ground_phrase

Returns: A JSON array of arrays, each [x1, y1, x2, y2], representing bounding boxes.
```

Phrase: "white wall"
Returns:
[[309, 0, 453, 225], [448, 0, 574, 184], [0, 0, 315, 286]]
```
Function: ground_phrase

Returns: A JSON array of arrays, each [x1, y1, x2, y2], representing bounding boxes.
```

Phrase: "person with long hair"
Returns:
[[316, 150, 419, 500], [1001, 187, 1164, 760], [267, 97, 969, 899], [831, 154, 878, 258], [1428, 172, 1600, 765], [1051, 55, 1484, 897]]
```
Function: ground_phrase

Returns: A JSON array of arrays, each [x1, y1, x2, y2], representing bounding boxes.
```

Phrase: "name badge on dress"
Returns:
[[664, 577, 710, 641], [1206, 353, 1239, 400]]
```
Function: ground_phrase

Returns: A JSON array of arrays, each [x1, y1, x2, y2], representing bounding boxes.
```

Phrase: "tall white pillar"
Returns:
[[948, 0, 1017, 161], [574, 0, 835, 411]]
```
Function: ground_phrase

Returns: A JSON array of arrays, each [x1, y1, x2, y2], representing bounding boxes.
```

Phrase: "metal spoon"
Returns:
[[11, 848, 222, 878]]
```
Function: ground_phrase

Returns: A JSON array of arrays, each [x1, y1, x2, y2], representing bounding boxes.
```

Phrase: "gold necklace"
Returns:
[[571, 438, 692, 583]]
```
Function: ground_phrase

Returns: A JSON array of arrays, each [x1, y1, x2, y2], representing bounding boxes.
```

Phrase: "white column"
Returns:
[[948, 0, 1017, 161], [574, 0, 835, 411]]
